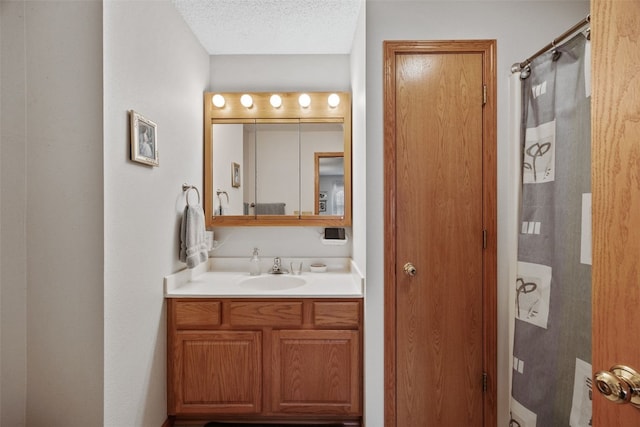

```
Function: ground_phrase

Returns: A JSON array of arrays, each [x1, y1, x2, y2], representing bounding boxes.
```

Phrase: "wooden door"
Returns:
[[384, 41, 497, 427], [591, 1, 640, 425]]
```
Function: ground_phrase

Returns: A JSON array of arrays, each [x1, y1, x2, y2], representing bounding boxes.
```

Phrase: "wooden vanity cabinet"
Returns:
[[167, 298, 363, 424]]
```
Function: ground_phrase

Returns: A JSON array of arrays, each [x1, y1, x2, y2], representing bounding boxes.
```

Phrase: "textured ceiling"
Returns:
[[171, 0, 363, 55]]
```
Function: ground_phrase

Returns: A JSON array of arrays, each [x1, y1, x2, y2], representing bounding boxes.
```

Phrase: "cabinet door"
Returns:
[[172, 330, 262, 415], [271, 329, 361, 415]]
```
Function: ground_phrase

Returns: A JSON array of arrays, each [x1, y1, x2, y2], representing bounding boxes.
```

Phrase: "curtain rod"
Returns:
[[511, 14, 590, 73]]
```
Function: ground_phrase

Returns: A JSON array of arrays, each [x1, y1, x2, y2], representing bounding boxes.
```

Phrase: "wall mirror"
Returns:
[[204, 92, 351, 227]]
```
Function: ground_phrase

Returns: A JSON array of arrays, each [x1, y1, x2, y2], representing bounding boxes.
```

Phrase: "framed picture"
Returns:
[[319, 191, 328, 200], [232, 162, 241, 188], [130, 110, 158, 166], [319, 200, 327, 213]]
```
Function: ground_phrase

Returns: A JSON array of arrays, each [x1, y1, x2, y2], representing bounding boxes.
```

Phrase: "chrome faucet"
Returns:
[[269, 257, 288, 274]]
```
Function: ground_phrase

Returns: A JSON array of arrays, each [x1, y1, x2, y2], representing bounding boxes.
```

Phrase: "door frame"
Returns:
[[383, 40, 497, 427]]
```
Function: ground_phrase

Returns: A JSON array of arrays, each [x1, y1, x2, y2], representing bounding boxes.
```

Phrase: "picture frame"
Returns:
[[130, 110, 158, 166], [232, 162, 241, 188], [319, 200, 327, 213]]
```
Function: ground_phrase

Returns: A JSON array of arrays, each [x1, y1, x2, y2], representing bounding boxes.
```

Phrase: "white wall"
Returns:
[[349, 3, 368, 424], [365, 1, 589, 426], [0, 0, 105, 425], [350, 1, 367, 278], [209, 54, 356, 259], [103, 1, 209, 425], [0, 1, 28, 425], [26, 1, 105, 421], [210, 54, 351, 92]]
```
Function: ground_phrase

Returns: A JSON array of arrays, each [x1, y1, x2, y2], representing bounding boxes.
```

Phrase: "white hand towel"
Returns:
[[179, 204, 208, 268]]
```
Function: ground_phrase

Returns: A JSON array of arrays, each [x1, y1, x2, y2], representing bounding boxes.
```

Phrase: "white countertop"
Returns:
[[164, 257, 364, 298]]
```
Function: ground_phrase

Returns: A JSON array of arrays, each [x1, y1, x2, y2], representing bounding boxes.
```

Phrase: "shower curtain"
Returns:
[[510, 33, 592, 427]]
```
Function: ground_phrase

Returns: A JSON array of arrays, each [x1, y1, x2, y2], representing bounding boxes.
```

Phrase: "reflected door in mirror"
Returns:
[[302, 122, 345, 217], [315, 153, 345, 216]]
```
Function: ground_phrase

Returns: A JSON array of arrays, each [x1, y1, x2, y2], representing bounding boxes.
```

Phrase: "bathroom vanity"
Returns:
[[164, 259, 363, 426], [168, 91, 362, 425]]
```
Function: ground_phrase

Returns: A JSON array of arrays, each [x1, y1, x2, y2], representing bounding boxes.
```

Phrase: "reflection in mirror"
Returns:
[[315, 154, 345, 215], [212, 122, 345, 217], [211, 122, 255, 216], [301, 123, 344, 216], [315, 152, 344, 216], [255, 122, 299, 216]]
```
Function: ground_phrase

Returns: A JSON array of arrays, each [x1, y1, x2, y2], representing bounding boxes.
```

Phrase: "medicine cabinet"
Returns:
[[204, 92, 351, 227]]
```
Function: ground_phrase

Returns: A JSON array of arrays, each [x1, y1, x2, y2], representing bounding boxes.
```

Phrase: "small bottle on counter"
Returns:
[[249, 248, 261, 276]]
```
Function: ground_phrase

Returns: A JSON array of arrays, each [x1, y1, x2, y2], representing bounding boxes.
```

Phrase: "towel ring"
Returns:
[[216, 189, 229, 204], [182, 183, 200, 206]]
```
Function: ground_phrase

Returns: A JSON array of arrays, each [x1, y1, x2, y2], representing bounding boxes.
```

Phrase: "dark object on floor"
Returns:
[[204, 423, 345, 427]]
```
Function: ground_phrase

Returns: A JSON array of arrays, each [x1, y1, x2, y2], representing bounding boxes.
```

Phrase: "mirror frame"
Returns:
[[204, 92, 352, 227]]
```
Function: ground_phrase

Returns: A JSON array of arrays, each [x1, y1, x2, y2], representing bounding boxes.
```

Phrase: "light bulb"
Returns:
[[240, 94, 253, 108], [270, 94, 282, 108], [298, 93, 311, 108], [328, 93, 340, 108], [212, 94, 225, 108]]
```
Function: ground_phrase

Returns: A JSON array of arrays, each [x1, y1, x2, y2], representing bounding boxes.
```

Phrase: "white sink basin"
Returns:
[[238, 275, 306, 291]]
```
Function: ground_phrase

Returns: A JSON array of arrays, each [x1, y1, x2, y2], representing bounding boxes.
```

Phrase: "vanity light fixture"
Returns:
[[328, 93, 341, 108], [298, 93, 311, 108], [240, 94, 253, 108], [212, 94, 226, 108], [270, 94, 282, 108]]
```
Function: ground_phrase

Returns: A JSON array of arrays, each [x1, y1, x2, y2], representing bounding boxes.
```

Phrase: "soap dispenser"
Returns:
[[249, 248, 261, 276]]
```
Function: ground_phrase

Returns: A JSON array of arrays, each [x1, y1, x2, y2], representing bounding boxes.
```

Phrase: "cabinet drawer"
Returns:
[[313, 302, 360, 327], [174, 301, 221, 329], [230, 301, 302, 326]]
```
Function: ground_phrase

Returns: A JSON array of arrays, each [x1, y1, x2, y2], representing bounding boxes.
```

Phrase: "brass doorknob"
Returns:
[[594, 365, 640, 408], [403, 262, 417, 277]]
